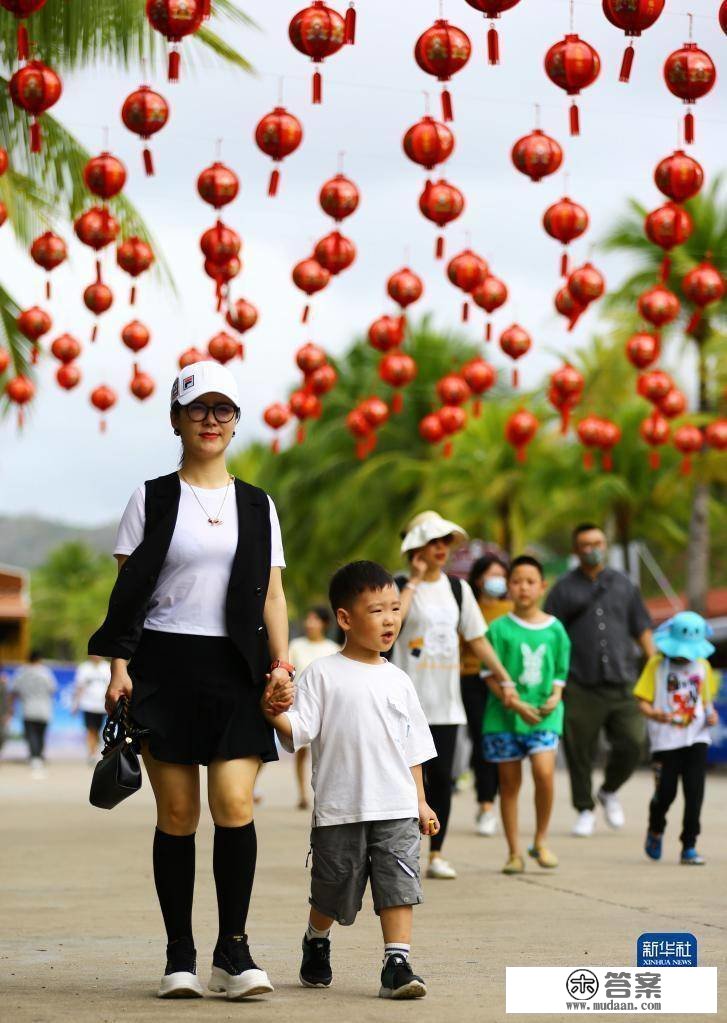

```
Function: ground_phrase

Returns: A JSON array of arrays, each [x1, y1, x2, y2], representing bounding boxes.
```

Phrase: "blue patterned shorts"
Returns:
[[483, 730, 560, 763]]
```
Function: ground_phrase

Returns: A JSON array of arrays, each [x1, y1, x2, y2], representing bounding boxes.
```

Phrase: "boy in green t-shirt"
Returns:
[[483, 556, 571, 875]]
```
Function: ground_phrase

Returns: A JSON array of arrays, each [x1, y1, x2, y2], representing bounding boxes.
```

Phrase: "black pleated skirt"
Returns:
[[128, 629, 278, 767]]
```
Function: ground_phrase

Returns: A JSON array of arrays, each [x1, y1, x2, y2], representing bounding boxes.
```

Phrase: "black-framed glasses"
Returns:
[[185, 401, 239, 423]]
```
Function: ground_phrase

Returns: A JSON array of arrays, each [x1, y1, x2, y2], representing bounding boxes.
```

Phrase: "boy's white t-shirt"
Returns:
[[289, 636, 340, 674], [113, 483, 285, 637], [281, 652, 437, 827], [633, 654, 718, 753], [391, 575, 487, 725], [74, 659, 111, 714]]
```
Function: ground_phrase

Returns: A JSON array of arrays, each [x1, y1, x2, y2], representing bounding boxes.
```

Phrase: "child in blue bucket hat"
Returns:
[[633, 612, 720, 865]]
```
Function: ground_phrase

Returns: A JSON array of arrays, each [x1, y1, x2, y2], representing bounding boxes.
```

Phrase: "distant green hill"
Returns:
[[0, 516, 116, 570]]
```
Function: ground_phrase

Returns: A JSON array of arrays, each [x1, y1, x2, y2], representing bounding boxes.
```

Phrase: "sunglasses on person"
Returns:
[[184, 401, 239, 423]]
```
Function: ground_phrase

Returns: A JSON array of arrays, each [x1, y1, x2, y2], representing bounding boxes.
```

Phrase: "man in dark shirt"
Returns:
[[544, 524, 655, 837]]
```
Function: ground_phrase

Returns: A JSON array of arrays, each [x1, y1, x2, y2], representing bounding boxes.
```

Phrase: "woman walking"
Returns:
[[461, 554, 512, 836], [392, 512, 512, 879], [90, 361, 294, 1001], [10, 650, 57, 777]]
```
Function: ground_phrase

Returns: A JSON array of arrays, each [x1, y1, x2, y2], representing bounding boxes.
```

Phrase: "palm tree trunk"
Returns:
[[686, 339, 710, 613]]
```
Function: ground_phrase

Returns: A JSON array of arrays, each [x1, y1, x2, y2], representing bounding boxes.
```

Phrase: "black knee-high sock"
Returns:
[[153, 828, 195, 944], [213, 822, 257, 941]]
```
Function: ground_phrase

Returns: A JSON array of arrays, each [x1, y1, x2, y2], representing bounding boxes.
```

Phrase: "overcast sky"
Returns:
[[0, 0, 724, 527]]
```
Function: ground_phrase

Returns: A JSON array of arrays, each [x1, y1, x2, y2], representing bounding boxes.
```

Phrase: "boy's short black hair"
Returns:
[[572, 522, 602, 542], [307, 604, 332, 627], [507, 555, 544, 580], [329, 561, 396, 612], [29, 649, 42, 662]]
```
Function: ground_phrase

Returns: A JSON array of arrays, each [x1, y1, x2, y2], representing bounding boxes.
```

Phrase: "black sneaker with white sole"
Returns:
[[378, 953, 426, 999], [299, 935, 332, 988], [157, 937, 204, 998], [209, 934, 274, 1000]]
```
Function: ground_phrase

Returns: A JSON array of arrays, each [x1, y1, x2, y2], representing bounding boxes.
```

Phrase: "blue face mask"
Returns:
[[482, 576, 508, 598], [582, 549, 604, 567]]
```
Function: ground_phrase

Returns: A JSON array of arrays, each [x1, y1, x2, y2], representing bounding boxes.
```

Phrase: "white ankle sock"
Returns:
[[384, 942, 410, 962], [306, 921, 331, 941]]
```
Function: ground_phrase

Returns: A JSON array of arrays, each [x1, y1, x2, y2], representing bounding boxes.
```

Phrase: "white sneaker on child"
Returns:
[[571, 810, 595, 837], [475, 810, 498, 837], [597, 788, 625, 829]]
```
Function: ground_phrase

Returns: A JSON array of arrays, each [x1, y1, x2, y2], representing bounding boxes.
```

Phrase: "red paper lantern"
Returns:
[[721, 1, 727, 35], [436, 374, 471, 407], [0, 346, 9, 375], [0, 148, 6, 176], [504, 408, 538, 462], [543, 196, 589, 276], [130, 362, 155, 401], [5, 373, 35, 427], [0, 200, 6, 227], [602, 0, 665, 82], [511, 129, 563, 183], [637, 369, 673, 404], [83, 152, 126, 200], [74, 207, 119, 265], [204, 255, 240, 310], [346, 407, 374, 459], [208, 331, 241, 365], [705, 419, 727, 450], [598, 418, 621, 471], [200, 221, 241, 265], [464, 1, 522, 65], [17, 305, 51, 342], [360, 396, 390, 430], [379, 351, 417, 412], [84, 279, 113, 342], [90, 384, 117, 433], [549, 363, 584, 433], [645, 202, 693, 280], [554, 283, 585, 329], [51, 333, 81, 364], [544, 34, 601, 135], [462, 357, 496, 415], [682, 261, 725, 334], [658, 388, 687, 419], [438, 405, 467, 459], [672, 423, 703, 475], [121, 85, 169, 176], [368, 315, 404, 352], [414, 19, 471, 122], [567, 262, 605, 323], [419, 412, 445, 446], [663, 42, 716, 145], [30, 231, 66, 298], [226, 298, 258, 335], [296, 341, 327, 376], [178, 346, 206, 369], [472, 274, 508, 340], [314, 231, 356, 276], [387, 267, 424, 312], [637, 284, 680, 328], [419, 178, 464, 259], [640, 412, 670, 468], [289, 2, 345, 103], [146, 0, 204, 81], [499, 324, 531, 387], [254, 106, 303, 197], [197, 162, 240, 209], [309, 363, 338, 397], [0, 0, 47, 60], [122, 320, 150, 353], [577, 415, 604, 470], [9, 60, 62, 152], [264, 402, 292, 453], [319, 173, 359, 222], [447, 249, 487, 321], [292, 258, 330, 323], [117, 236, 154, 304], [626, 331, 660, 370], [290, 388, 322, 444], [56, 362, 81, 391], [654, 149, 704, 203], [402, 115, 454, 171]]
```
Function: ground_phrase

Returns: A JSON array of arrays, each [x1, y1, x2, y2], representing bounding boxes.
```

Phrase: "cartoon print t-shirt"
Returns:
[[483, 614, 571, 736], [633, 654, 719, 753]]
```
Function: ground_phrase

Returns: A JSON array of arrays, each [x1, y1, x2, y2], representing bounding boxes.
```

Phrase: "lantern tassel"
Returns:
[[268, 168, 280, 197], [95, 259, 102, 284], [435, 234, 444, 259], [237, 342, 245, 360], [142, 147, 154, 176], [313, 70, 322, 104], [512, 366, 519, 389], [272, 437, 280, 455], [619, 44, 634, 83], [18, 22, 29, 61], [100, 418, 107, 434], [487, 24, 500, 65], [30, 118, 41, 154], [31, 344, 39, 365], [569, 102, 580, 137], [583, 450, 594, 470], [130, 285, 136, 305], [486, 321, 492, 342], [443, 440, 453, 459], [560, 408, 570, 435], [17, 408, 24, 430], [686, 309, 702, 335], [344, 3, 356, 44], [516, 445, 527, 464], [441, 88, 453, 122], [602, 451, 613, 472], [91, 325, 98, 343], [296, 424, 306, 444], [685, 111, 694, 145], [45, 280, 51, 300], [355, 439, 367, 460], [473, 399, 482, 418], [649, 450, 660, 470], [462, 300, 469, 323], [680, 455, 692, 476], [391, 392, 404, 414], [660, 254, 670, 283], [399, 313, 407, 333], [560, 251, 569, 277], [302, 303, 310, 324], [168, 46, 181, 82]]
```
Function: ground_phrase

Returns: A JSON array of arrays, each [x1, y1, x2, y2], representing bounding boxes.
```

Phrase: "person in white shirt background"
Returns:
[[393, 511, 513, 880], [72, 654, 111, 762], [288, 606, 340, 810], [10, 650, 57, 778]]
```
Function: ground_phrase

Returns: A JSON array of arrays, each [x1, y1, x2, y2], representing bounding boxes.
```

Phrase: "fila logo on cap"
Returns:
[[182, 374, 195, 392]]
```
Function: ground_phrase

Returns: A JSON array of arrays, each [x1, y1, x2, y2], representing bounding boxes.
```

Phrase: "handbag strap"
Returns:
[[101, 697, 148, 754]]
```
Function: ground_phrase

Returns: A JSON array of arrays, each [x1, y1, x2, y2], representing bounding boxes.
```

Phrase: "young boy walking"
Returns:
[[635, 611, 719, 865], [262, 561, 439, 999], [482, 556, 571, 874]]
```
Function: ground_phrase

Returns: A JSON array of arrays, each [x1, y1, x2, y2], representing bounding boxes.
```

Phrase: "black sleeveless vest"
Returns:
[[88, 473, 272, 684]]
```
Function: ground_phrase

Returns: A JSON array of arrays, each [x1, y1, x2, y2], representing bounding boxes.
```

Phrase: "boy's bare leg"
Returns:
[[295, 746, 310, 809], [498, 760, 523, 856], [531, 749, 556, 847], [309, 907, 335, 932], [380, 905, 413, 944]]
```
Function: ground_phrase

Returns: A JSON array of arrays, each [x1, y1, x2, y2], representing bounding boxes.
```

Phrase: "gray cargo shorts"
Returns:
[[309, 817, 423, 926]]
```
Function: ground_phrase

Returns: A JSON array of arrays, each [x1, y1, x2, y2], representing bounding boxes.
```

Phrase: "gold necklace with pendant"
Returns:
[[181, 475, 233, 526]]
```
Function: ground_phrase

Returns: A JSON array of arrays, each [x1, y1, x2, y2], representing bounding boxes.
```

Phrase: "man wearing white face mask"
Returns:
[[545, 524, 655, 838]]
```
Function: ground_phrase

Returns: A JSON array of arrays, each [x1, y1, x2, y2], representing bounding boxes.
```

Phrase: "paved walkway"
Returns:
[[1, 758, 724, 1022]]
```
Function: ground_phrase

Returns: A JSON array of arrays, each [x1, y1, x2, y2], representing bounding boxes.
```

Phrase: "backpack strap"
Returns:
[[447, 575, 463, 627]]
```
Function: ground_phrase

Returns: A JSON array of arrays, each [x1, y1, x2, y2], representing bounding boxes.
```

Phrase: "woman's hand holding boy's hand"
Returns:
[[500, 683, 517, 709], [538, 691, 562, 717], [418, 800, 440, 837], [514, 701, 542, 726], [261, 674, 295, 717]]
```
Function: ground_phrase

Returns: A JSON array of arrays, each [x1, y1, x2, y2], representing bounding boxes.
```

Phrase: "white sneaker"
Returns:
[[597, 788, 625, 829], [209, 965, 273, 1000], [158, 972, 204, 998], [426, 857, 457, 879], [475, 809, 498, 837], [571, 810, 596, 837], [30, 758, 46, 780]]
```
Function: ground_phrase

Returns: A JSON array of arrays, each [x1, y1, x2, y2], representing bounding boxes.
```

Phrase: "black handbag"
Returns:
[[89, 697, 149, 810]]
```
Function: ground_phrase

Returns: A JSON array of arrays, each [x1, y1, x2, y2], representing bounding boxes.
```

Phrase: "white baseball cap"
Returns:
[[170, 361, 240, 409]]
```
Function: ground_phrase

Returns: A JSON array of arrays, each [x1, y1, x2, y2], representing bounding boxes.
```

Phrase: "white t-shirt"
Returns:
[[114, 482, 285, 637], [289, 636, 340, 674], [74, 659, 111, 714], [634, 655, 717, 754], [281, 652, 437, 827], [391, 575, 487, 725]]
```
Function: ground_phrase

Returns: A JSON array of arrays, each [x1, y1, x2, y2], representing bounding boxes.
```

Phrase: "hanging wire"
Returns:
[[277, 75, 285, 105]]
